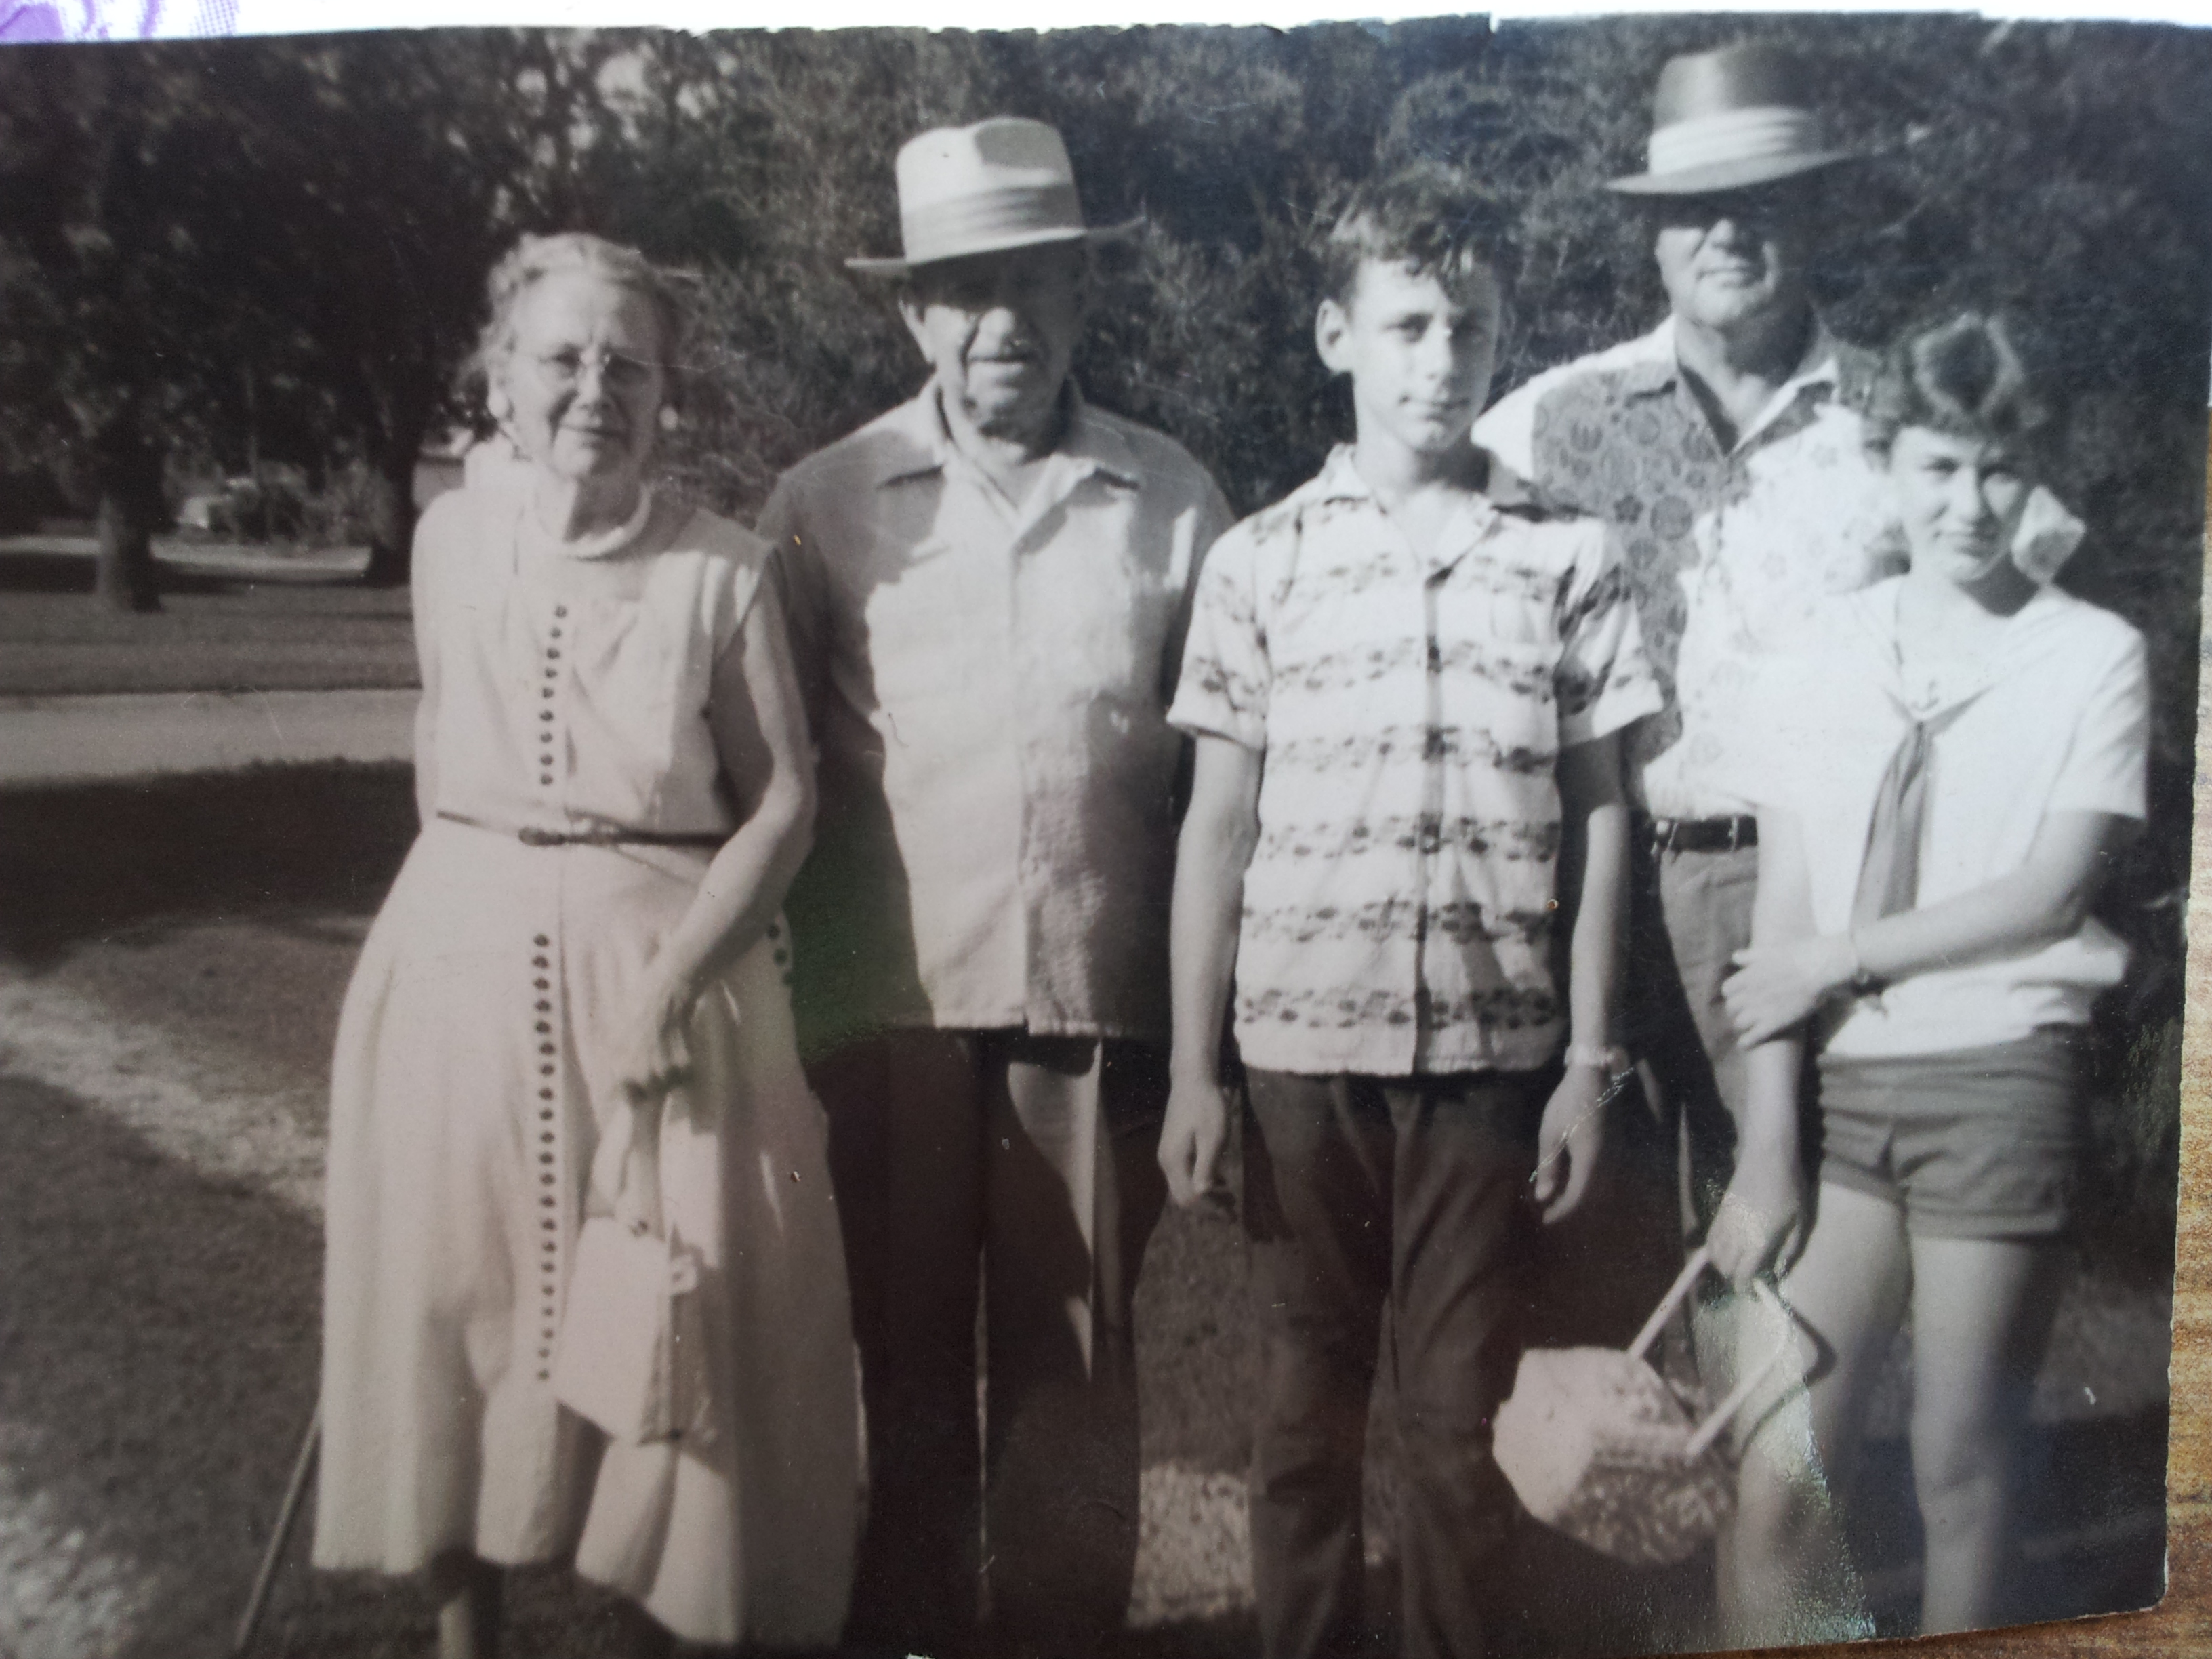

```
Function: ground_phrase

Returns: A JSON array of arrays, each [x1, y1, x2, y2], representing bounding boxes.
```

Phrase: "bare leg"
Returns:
[[1721, 1183, 1908, 1647], [430, 1551, 502, 1659], [1906, 1233, 2062, 1633]]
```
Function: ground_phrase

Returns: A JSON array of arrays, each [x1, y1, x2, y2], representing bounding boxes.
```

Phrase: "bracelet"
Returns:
[[1563, 1039, 1629, 1074]]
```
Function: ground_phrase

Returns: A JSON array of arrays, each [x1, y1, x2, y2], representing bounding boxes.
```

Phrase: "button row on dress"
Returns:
[[540, 613, 565, 787], [532, 928, 561, 1383]]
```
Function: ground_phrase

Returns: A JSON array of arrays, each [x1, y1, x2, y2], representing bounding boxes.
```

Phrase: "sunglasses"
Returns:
[[1646, 184, 1816, 233]]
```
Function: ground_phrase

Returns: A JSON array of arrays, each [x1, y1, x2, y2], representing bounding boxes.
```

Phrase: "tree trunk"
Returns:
[[91, 410, 162, 613], [361, 443, 418, 589]]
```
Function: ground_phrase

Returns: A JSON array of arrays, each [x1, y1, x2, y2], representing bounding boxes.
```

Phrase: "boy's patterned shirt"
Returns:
[[1169, 446, 1661, 1078]]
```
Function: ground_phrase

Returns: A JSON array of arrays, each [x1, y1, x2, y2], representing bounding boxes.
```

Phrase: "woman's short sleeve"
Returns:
[[684, 511, 772, 665]]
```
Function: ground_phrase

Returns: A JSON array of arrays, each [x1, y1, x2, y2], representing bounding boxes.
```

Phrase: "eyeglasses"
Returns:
[[525, 349, 662, 391]]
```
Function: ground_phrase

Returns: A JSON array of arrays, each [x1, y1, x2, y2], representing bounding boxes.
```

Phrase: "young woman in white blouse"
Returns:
[[1706, 313, 2149, 1641]]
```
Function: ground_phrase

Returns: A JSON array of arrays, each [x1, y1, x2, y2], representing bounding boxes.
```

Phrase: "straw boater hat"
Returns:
[[1607, 43, 1860, 197], [847, 117, 1140, 276]]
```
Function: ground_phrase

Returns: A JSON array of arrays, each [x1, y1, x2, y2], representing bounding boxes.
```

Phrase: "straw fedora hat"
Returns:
[[847, 117, 1141, 276], [1607, 43, 1860, 197]]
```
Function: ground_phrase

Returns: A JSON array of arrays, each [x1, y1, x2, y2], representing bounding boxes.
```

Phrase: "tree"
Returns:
[[196, 33, 618, 586], [0, 43, 251, 609]]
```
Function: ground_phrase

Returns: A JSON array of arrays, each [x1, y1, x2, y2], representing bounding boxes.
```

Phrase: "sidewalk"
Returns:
[[0, 689, 414, 786]]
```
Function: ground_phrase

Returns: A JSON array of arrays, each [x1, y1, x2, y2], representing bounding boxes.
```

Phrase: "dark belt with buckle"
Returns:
[[1639, 813, 1758, 855], [437, 811, 724, 848]]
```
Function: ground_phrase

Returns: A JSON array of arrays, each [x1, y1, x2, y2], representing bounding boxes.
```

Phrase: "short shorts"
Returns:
[[1815, 1027, 2081, 1240]]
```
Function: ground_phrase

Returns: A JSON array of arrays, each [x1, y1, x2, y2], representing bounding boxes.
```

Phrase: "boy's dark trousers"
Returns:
[[1244, 1066, 1547, 1659]]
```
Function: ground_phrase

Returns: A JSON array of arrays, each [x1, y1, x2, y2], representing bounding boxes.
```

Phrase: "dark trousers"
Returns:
[[1244, 1067, 1545, 1659], [813, 1029, 1168, 1659]]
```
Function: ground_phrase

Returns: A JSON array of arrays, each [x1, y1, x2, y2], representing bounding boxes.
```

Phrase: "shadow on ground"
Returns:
[[0, 762, 2176, 1658], [0, 764, 417, 968], [0, 1076, 756, 1659]]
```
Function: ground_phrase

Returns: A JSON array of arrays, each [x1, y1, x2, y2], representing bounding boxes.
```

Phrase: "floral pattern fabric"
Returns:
[[1477, 319, 1900, 820], [1169, 447, 1661, 1078]]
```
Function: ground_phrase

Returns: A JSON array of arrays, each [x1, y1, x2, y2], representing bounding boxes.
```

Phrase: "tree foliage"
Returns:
[[2, 16, 2205, 1248]]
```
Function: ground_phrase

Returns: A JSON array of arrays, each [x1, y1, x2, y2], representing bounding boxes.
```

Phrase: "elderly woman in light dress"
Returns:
[[314, 232, 855, 1658]]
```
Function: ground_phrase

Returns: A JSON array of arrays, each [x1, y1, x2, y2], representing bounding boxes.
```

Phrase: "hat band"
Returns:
[[901, 182, 1086, 264], [1646, 105, 1824, 180]]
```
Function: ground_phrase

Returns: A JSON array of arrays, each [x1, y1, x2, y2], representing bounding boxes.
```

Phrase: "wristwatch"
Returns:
[[1563, 1040, 1631, 1075]]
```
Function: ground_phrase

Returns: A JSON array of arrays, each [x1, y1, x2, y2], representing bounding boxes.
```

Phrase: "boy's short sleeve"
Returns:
[[1554, 521, 1663, 747], [2048, 625, 2151, 821], [1168, 521, 1270, 752]]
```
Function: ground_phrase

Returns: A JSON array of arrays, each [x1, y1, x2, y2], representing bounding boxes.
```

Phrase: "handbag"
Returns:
[[551, 1104, 715, 1445], [1493, 1248, 1800, 1565]]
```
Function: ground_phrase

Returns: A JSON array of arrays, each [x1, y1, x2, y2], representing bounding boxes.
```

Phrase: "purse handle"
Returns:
[[1627, 1245, 1714, 1364], [1622, 1246, 1807, 1460], [1685, 1282, 1801, 1460]]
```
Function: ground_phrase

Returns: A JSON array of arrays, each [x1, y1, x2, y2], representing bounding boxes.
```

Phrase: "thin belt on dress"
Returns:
[[435, 810, 726, 848], [1634, 811, 1759, 855]]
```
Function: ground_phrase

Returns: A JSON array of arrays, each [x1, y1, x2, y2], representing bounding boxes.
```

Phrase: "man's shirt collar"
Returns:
[[869, 380, 1143, 492], [1615, 312, 1849, 443]]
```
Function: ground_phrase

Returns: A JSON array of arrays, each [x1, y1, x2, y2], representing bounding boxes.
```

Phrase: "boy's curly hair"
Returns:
[[1320, 163, 1512, 311]]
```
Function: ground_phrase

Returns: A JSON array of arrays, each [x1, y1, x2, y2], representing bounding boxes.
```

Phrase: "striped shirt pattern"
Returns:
[[1170, 447, 1662, 1077]]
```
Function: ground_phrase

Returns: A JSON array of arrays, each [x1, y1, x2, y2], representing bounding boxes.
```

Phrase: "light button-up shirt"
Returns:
[[761, 382, 1234, 1051]]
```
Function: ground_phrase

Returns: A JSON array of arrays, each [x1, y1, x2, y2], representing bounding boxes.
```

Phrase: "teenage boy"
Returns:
[[1160, 165, 1660, 1659]]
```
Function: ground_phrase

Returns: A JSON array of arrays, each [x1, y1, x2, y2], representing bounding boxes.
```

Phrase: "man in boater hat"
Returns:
[[1477, 43, 1891, 1328], [759, 118, 1232, 1659]]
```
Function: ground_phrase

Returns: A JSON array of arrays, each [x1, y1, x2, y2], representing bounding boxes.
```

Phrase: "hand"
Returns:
[[1532, 1063, 1607, 1225], [1159, 1071, 1234, 1214], [586, 1101, 665, 1237], [1723, 935, 1853, 1048], [602, 975, 699, 1110], [1707, 1153, 1806, 1289]]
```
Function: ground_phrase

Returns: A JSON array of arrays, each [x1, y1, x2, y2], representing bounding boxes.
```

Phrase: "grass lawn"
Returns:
[[0, 766, 2175, 1658], [0, 535, 415, 698]]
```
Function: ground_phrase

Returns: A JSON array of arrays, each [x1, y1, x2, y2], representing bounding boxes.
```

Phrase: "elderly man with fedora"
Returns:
[[758, 117, 1232, 1659], [1476, 43, 1893, 1331]]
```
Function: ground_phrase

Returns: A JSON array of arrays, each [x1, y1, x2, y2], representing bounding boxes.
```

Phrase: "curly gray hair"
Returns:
[[468, 232, 693, 400]]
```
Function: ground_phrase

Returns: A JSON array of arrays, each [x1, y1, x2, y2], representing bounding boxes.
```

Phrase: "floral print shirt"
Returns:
[[1477, 319, 1898, 821]]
